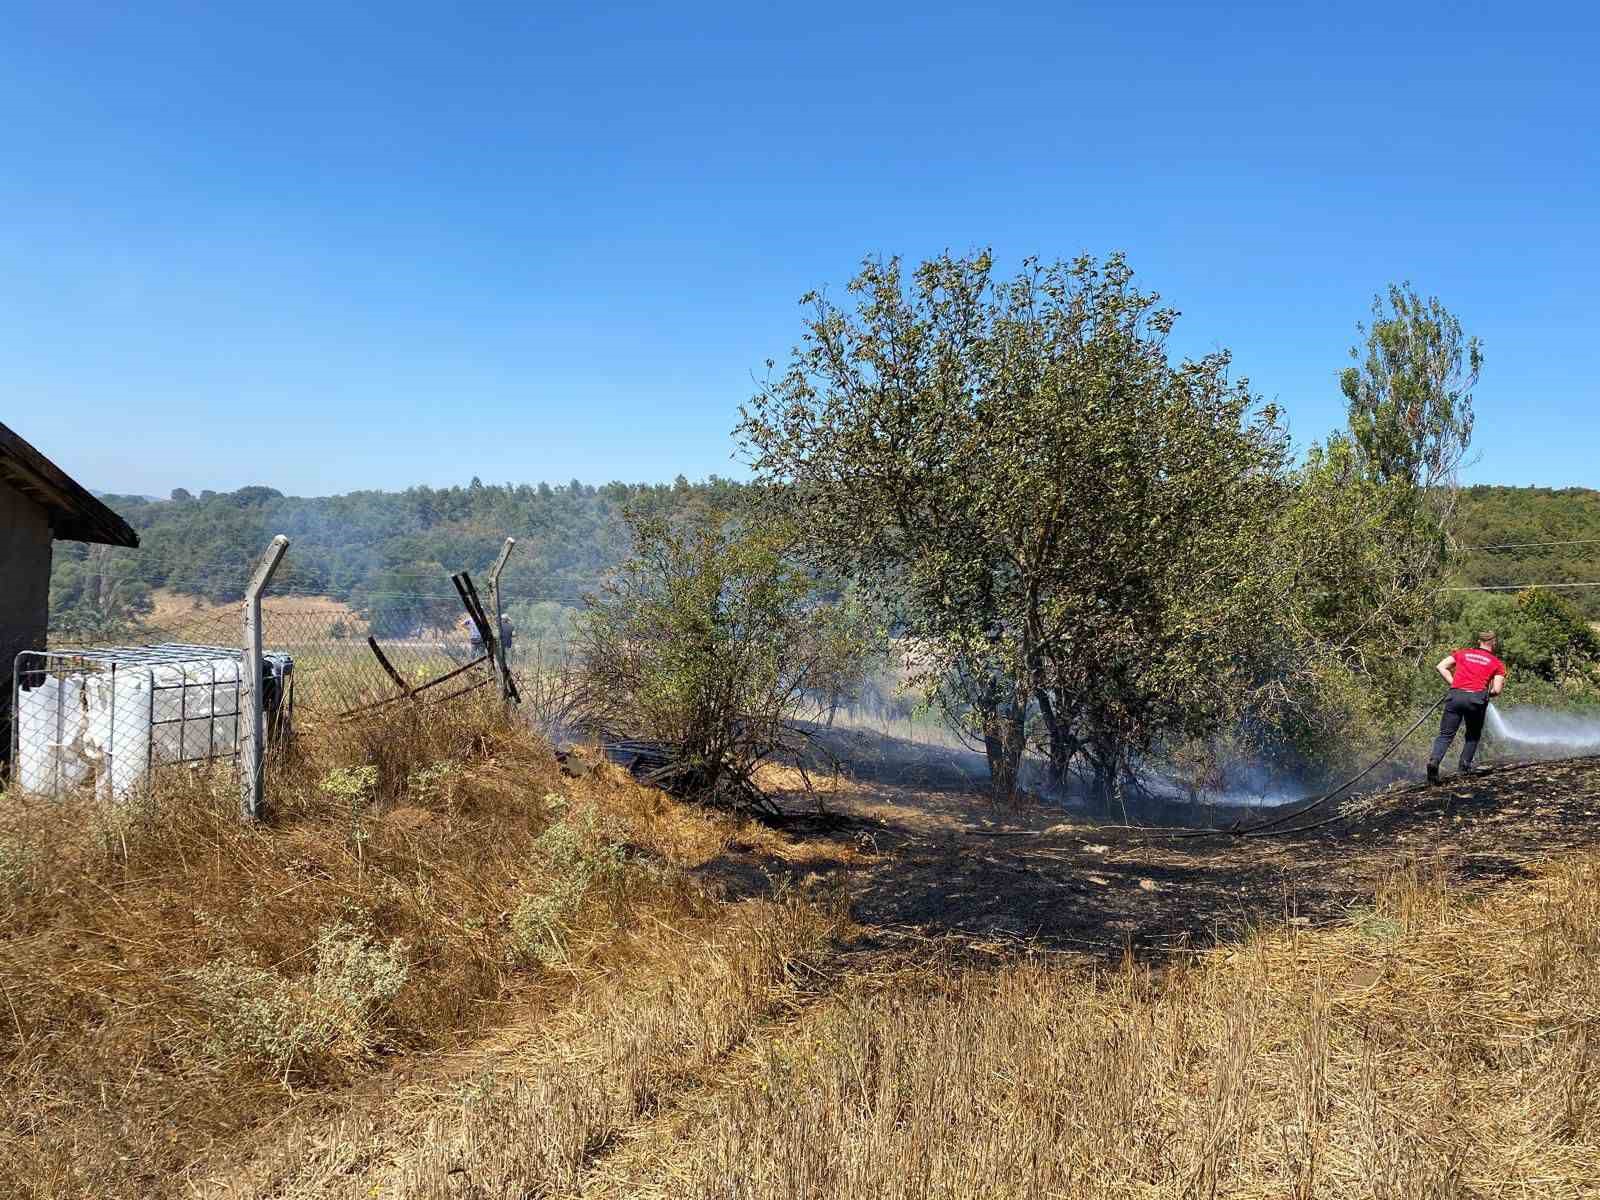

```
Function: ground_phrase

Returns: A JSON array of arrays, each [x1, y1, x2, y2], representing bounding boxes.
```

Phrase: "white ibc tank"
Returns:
[[15, 676, 90, 794], [149, 657, 242, 763], [85, 669, 155, 801]]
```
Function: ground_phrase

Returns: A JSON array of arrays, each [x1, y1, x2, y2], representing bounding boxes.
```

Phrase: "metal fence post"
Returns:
[[488, 537, 516, 706], [241, 535, 289, 821]]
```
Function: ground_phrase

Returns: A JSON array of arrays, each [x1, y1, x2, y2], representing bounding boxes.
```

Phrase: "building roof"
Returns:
[[0, 421, 139, 548]]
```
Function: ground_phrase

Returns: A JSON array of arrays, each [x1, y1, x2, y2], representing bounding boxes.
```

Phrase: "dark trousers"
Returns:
[[1430, 689, 1490, 769]]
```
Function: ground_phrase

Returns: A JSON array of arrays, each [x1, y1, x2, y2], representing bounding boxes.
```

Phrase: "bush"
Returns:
[[1433, 587, 1600, 700], [507, 801, 625, 966], [576, 509, 869, 812], [190, 920, 409, 1081]]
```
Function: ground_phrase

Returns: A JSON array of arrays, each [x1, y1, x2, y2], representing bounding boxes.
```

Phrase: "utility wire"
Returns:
[[1458, 538, 1600, 552], [1437, 582, 1600, 592]]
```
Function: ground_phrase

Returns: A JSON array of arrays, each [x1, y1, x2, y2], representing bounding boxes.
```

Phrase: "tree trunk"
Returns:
[[984, 705, 1026, 803]]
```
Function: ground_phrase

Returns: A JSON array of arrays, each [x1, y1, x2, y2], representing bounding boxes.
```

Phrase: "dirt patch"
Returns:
[[143, 588, 368, 640]]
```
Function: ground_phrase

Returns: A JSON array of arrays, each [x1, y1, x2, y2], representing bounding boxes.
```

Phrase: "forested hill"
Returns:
[[1454, 486, 1600, 617], [48, 478, 743, 634], [48, 478, 1600, 634]]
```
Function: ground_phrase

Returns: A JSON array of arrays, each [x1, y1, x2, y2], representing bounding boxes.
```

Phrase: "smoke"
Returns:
[[1486, 704, 1600, 753], [1139, 762, 1309, 811]]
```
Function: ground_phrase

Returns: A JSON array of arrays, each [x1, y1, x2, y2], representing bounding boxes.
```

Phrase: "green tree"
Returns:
[[47, 544, 153, 642], [1433, 588, 1599, 698], [739, 251, 1290, 803], [1341, 282, 1481, 511]]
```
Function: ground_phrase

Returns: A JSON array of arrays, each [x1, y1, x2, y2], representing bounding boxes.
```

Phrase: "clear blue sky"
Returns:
[[2, 1, 1595, 497]]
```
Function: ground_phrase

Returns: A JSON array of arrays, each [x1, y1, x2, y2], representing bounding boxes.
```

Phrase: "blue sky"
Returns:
[[2, 1, 1595, 497]]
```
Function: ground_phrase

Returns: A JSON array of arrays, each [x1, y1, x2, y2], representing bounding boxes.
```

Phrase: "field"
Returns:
[[3, 700, 1600, 1198]]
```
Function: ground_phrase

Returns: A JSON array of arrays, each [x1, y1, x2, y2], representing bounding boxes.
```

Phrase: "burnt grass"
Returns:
[[702, 745, 1600, 963]]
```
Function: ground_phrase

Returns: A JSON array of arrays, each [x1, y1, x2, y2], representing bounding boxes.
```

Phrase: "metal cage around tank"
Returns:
[[10, 643, 293, 800]]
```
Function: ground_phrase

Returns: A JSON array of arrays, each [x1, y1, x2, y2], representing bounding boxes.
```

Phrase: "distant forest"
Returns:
[[46, 478, 1600, 639], [47, 477, 741, 639], [1454, 486, 1600, 617]]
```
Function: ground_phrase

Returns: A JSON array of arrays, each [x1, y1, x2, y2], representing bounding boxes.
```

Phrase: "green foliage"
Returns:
[[47, 544, 153, 640], [507, 808, 624, 966], [1433, 588, 1600, 700], [319, 765, 379, 805], [577, 507, 871, 805], [1451, 486, 1600, 619], [1230, 284, 1482, 769], [405, 761, 454, 803], [1260, 433, 1449, 763], [52, 475, 748, 636], [1341, 282, 1480, 496], [740, 250, 1292, 799]]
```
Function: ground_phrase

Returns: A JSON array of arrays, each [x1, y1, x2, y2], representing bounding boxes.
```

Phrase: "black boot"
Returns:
[[1426, 761, 1440, 786]]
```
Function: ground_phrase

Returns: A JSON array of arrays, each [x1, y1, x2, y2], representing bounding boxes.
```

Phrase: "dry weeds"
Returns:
[[0, 701, 754, 1199], [205, 888, 844, 1199], [7, 703, 1600, 1200]]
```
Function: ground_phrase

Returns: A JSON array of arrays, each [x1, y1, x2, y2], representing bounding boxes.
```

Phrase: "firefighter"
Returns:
[[1426, 630, 1507, 784]]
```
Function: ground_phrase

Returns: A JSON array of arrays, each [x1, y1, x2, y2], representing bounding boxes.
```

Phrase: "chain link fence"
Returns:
[[14, 536, 524, 810], [260, 589, 494, 719]]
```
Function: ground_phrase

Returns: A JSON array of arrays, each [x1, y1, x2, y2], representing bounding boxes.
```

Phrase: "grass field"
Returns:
[[4, 696, 1600, 1198]]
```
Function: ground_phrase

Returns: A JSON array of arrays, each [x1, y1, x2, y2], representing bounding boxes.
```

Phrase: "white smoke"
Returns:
[[1486, 704, 1600, 753]]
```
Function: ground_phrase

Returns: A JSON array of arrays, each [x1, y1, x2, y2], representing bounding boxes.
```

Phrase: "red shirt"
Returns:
[[1449, 648, 1506, 692]]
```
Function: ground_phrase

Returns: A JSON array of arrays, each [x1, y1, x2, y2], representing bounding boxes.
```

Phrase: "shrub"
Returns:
[[576, 509, 870, 812], [507, 807, 625, 966], [1433, 587, 1600, 701], [190, 920, 409, 1081]]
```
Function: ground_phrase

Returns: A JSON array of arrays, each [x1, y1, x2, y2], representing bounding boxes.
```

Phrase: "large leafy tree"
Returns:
[[739, 251, 1289, 802]]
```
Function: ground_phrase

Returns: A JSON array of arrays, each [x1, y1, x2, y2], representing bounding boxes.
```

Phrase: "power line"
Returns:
[[1437, 582, 1600, 592], [1458, 538, 1600, 552]]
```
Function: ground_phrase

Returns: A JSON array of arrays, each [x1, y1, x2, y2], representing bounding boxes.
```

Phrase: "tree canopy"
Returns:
[[739, 252, 1305, 800]]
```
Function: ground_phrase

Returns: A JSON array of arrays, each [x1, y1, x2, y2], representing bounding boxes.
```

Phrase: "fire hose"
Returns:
[[1049, 692, 1452, 843], [1207, 692, 1448, 840]]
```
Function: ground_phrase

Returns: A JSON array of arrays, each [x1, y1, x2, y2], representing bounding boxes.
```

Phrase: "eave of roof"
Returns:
[[0, 421, 140, 548]]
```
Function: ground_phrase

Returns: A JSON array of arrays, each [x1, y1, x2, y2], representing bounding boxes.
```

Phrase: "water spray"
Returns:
[[1486, 704, 1600, 753]]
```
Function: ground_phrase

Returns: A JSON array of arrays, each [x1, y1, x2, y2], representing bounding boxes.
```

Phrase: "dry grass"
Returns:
[[144, 588, 367, 636], [618, 856, 1600, 1199], [0, 701, 757, 1199], [7, 698, 1600, 1199], [201, 839, 1600, 1199], [202, 888, 845, 1199]]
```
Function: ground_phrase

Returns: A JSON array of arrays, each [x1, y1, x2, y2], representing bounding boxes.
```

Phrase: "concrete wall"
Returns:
[[1, 477, 53, 739]]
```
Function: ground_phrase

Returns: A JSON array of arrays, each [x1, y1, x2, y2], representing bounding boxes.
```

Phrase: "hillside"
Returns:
[[47, 477, 742, 637], [49, 479, 1600, 637], [1455, 485, 1600, 617]]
